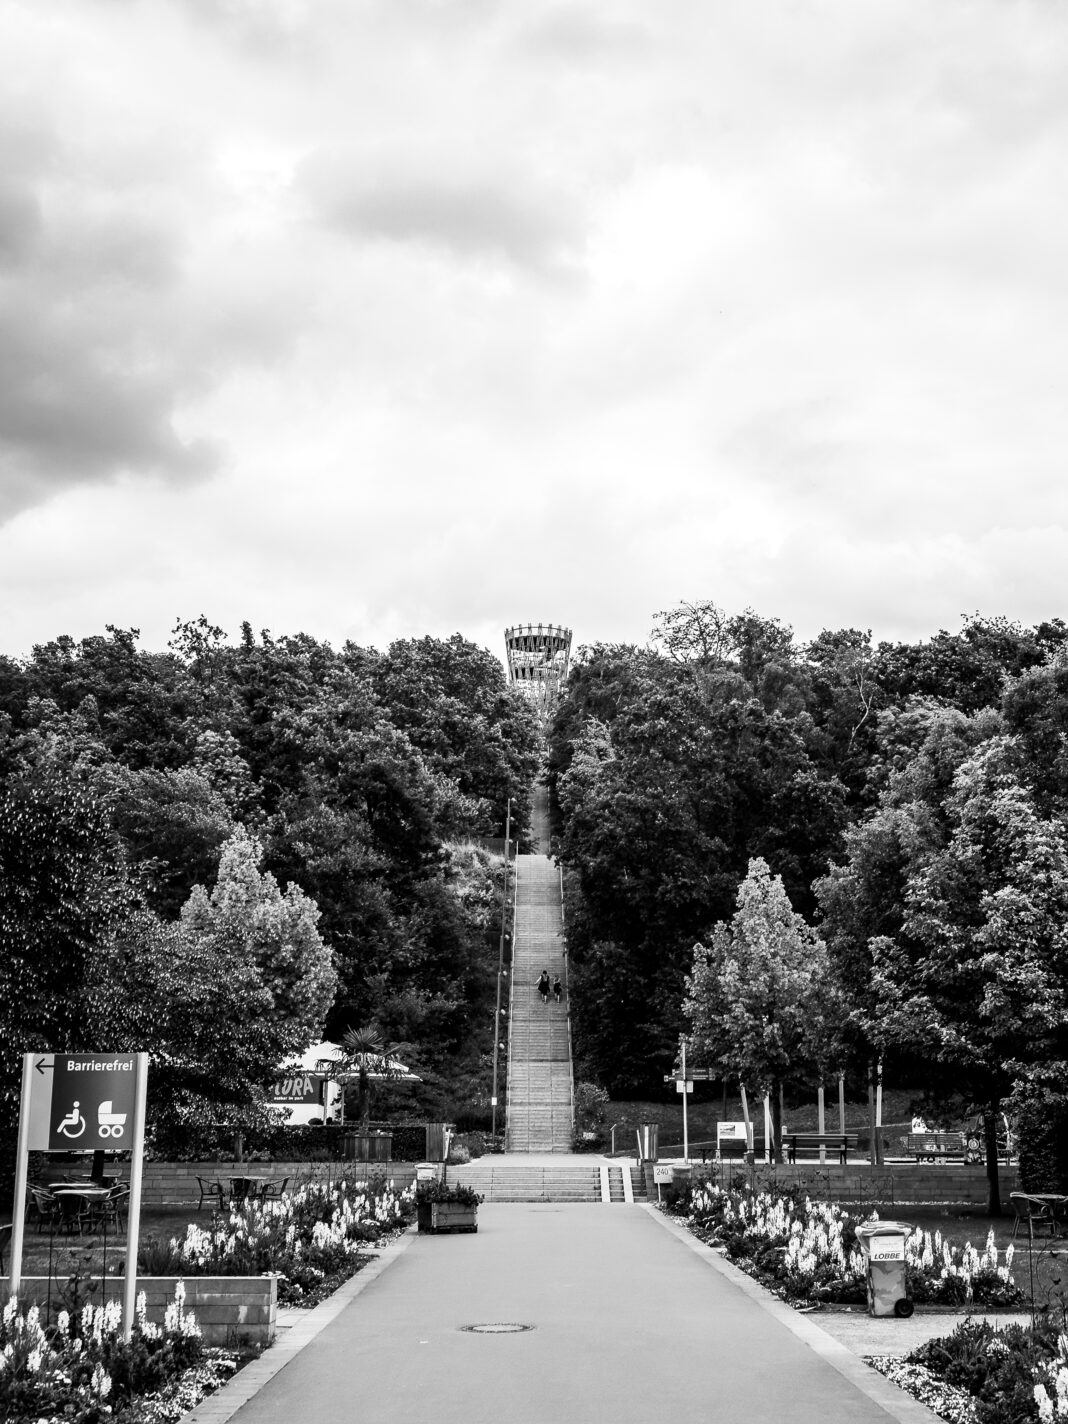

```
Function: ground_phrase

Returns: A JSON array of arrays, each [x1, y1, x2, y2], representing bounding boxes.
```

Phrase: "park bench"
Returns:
[[785, 1133, 857, 1165], [904, 1132, 964, 1162], [717, 1136, 768, 1161]]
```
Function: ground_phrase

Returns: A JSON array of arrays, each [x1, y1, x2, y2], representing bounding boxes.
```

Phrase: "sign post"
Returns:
[[121, 1054, 149, 1340], [7, 1054, 38, 1296], [681, 1039, 688, 1163]]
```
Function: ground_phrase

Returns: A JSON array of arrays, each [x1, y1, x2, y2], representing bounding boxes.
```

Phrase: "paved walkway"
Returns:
[[186, 1204, 944, 1424]]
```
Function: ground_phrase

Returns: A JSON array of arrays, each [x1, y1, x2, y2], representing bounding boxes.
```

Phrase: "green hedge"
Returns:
[[143, 1120, 440, 1163], [1018, 1094, 1068, 1193]]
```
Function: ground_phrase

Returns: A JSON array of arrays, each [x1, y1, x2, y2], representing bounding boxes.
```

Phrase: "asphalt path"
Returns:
[[221, 1203, 938, 1424]]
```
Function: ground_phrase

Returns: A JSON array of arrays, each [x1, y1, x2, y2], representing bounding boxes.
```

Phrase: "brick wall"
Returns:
[[2, 1275, 277, 1347]]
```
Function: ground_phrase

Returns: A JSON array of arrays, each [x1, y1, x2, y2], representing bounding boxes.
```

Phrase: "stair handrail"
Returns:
[[504, 852, 520, 1148], [560, 859, 575, 1132]]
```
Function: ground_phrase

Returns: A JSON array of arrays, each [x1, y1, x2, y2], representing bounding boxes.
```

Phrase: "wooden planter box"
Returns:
[[343, 1131, 393, 1162], [417, 1201, 478, 1234]]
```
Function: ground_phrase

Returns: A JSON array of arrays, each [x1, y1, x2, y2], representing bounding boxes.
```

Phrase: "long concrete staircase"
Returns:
[[447, 781, 646, 1203], [505, 786, 573, 1153]]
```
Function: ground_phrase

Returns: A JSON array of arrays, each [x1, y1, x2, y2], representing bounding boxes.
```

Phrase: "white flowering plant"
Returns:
[[0, 1283, 204, 1424], [154, 1176, 416, 1304], [679, 1183, 1022, 1308], [904, 1315, 1067, 1423]]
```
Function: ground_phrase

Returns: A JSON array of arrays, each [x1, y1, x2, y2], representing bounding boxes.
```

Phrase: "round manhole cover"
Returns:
[[461, 1323, 534, 1334]]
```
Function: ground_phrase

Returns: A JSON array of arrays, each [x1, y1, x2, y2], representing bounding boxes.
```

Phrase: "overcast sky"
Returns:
[[2, 0, 1066, 666]]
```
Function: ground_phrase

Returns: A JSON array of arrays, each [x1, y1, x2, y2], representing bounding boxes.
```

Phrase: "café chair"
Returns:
[[28, 1186, 61, 1234], [93, 1183, 131, 1234], [196, 1176, 226, 1212], [55, 1191, 91, 1237], [1010, 1192, 1056, 1240]]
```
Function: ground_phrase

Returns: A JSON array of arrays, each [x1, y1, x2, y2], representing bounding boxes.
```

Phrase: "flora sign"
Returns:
[[269, 1070, 327, 1106]]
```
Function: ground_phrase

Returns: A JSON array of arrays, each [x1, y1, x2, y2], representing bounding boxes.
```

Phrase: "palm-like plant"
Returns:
[[339, 1023, 398, 1127]]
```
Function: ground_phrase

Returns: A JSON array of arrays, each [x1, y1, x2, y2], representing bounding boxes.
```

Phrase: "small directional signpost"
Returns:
[[661, 1038, 715, 1163], [9, 1052, 148, 1339]]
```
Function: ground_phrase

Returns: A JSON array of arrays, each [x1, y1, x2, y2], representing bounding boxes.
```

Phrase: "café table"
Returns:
[[1027, 1193, 1068, 1234], [228, 1175, 269, 1207], [50, 1184, 112, 1236]]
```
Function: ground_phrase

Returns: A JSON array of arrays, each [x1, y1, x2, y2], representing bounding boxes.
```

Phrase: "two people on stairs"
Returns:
[[538, 970, 563, 1004]]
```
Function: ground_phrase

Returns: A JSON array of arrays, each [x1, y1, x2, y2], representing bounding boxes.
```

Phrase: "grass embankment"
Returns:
[[606, 1089, 920, 1155]]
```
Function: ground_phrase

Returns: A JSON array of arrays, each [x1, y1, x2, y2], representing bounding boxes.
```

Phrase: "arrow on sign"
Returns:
[[35, 1057, 53, 1075]]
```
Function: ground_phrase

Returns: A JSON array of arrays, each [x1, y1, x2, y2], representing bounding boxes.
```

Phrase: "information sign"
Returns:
[[49, 1054, 137, 1150], [653, 1165, 674, 1184], [675, 1080, 694, 1094]]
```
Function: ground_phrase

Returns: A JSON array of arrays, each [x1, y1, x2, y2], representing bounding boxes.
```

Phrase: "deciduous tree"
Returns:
[[685, 858, 838, 1160]]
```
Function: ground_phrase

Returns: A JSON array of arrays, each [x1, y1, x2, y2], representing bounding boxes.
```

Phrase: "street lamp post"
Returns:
[[491, 798, 513, 1137]]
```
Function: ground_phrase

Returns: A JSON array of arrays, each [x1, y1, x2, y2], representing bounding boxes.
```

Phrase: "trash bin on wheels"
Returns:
[[855, 1222, 914, 1318]]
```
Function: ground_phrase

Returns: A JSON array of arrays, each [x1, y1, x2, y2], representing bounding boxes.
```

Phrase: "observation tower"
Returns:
[[504, 623, 572, 726]]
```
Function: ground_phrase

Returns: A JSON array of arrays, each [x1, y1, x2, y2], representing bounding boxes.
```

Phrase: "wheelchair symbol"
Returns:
[[56, 1101, 86, 1139]]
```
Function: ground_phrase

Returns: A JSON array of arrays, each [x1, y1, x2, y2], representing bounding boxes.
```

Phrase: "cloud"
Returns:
[[0, 124, 223, 522], [302, 146, 588, 275]]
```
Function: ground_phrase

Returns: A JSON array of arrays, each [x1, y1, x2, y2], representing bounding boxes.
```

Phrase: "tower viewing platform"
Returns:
[[504, 622, 572, 726]]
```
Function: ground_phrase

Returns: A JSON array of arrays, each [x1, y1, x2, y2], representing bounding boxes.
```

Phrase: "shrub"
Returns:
[[451, 1104, 494, 1133], [571, 1128, 606, 1153], [674, 1183, 1023, 1308], [415, 1180, 484, 1206], [574, 1082, 609, 1125], [158, 1177, 415, 1304], [911, 1316, 1063, 1424], [0, 1285, 205, 1424], [1018, 1091, 1068, 1195]]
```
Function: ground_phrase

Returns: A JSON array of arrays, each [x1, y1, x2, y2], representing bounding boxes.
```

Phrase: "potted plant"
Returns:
[[416, 1178, 484, 1233]]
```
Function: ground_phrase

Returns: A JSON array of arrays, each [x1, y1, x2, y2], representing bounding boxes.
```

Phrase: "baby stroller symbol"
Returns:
[[98, 1100, 127, 1139]]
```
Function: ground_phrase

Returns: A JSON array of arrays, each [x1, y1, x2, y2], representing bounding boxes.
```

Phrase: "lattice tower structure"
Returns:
[[504, 623, 572, 725]]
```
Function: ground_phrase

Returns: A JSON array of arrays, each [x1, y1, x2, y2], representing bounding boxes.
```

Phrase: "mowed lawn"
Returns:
[[6, 1205, 208, 1282]]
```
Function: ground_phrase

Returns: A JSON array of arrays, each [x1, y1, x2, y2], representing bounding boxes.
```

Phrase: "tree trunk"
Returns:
[[771, 1078, 783, 1164], [984, 1106, 1002, 1216]]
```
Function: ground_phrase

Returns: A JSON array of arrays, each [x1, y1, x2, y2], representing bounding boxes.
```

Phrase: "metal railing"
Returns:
[[560, 860, 575, 1133], [503, 854, 520, 1148]]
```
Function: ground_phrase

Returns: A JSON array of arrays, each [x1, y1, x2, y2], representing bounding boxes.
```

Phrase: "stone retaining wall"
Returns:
[[655, 1161, 1020, 1207], [0, 1275, 277, 1347]]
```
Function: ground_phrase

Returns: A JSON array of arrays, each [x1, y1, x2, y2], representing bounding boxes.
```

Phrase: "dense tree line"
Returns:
[[0, 621, 540, 1145], [549, 601, 1068, 1203]]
